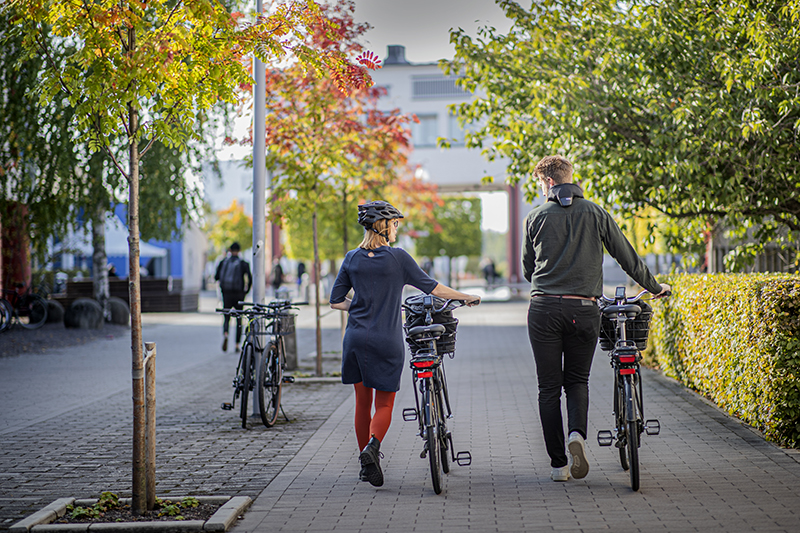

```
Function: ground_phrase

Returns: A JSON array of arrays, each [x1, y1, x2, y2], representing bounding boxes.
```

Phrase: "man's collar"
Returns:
[[547, 183, 584, 207]]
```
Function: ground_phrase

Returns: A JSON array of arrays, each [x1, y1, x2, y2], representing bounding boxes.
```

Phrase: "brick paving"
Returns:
[[3, 300, 800, 532], [0, 305, 349, 531], [232, 302, 800, 533]]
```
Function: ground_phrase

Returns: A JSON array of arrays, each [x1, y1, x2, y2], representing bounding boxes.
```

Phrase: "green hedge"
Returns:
[[643, 273, 800, 448]]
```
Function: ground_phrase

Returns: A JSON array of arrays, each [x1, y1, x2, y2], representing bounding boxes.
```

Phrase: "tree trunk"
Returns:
[[313, 200, 323, 377], [91, 205, 109, 320], [127, 28, 147, 513]]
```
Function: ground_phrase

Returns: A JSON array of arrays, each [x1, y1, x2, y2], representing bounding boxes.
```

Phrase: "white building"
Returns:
[[371, 45, 531, 283]]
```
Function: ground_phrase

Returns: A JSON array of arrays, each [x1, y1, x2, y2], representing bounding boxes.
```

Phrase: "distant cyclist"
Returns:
[[215, 242, 252, 352], [330, 200, 480, 488], [522, 155, 669, 482]]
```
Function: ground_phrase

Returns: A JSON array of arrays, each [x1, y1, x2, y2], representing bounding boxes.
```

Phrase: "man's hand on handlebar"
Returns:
[[654, 283, 672, 299]]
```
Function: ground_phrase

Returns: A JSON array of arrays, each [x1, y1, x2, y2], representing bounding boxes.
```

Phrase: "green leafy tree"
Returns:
[[445, 0, 800, 269], [6, 0, 371, 513], [207, 199, 253, 260], [414, 195, 482, 265]]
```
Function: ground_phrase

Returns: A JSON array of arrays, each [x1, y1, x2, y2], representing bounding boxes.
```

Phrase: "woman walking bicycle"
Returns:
[[330, 200, 480, 488]]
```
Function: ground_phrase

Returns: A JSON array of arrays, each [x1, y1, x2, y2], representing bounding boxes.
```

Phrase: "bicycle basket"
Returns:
[[598, 300, 652, 351], [403, 294, 459, 355], [266, 311, 295, 336]]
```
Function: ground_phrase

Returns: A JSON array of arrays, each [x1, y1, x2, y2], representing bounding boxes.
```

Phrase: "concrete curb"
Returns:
[[10, 496, 252, 533]]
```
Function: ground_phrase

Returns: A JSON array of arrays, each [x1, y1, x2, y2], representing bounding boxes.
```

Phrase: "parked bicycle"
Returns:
[[216, 299, 304, 429], [1, 284, 48, 330], [596, 286, 669, 491], [402, 294, 474, 494]]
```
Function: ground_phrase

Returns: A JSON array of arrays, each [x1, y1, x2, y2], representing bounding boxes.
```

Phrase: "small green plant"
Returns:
[[181, 497, 200, 508], [66, 491, 121, 520]]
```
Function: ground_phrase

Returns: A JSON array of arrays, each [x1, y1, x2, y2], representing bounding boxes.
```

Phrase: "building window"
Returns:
[[411, 114, 438, 147], [412, 76, 468, 99], [448, 114, 466, 146]]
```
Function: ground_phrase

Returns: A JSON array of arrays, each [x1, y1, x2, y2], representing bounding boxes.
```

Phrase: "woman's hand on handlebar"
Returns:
[[464, 295, 481, 307]]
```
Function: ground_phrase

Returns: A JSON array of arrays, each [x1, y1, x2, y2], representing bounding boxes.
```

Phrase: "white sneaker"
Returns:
[[568, 431, 589, 479], [551, 465, 570, 482]]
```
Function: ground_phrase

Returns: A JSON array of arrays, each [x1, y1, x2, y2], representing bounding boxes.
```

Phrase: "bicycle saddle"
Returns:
[[407, 324, 446, 338], [602, 304, 641, 317]]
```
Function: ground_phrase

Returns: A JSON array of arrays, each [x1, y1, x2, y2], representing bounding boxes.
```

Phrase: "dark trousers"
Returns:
[[222, 291, 245, 344], [527, 297, 600, 468]]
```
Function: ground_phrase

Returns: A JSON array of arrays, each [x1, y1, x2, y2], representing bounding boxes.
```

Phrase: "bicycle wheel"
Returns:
[[17, 294, 47, 329], [436, 370, 450, 474], [258, 341, 283, 427], [0, 298, 11, 333], [615, 377, 629, 471], [624, 375, 640, 491], [240, 343, 254, 429], [425, 381, 443, 494]]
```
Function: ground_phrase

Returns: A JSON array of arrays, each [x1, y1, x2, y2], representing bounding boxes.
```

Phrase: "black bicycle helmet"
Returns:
[[357, 200, 404, 229]]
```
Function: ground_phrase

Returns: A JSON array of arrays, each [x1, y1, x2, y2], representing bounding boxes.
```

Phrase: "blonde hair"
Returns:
[[359, 218, 392, 250]]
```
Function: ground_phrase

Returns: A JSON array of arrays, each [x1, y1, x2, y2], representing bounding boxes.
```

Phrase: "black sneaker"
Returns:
[[359, 437, 384, 487]]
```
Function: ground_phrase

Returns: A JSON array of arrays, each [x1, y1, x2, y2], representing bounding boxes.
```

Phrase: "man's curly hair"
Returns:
[[534, 155, 573, 184]]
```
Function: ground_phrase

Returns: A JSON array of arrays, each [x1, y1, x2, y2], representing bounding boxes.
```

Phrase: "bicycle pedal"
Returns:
[[220, 402, 233, 411], [402, 408, 418, 422], [597, 430, 613, 446], [282, 375, 295, 383], [455, 451, 472, 467], [645, 419, 661, 435]]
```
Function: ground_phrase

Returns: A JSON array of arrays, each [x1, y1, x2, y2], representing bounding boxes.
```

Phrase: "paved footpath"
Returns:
[[232, 302, 800, 532], [0, 302, 348, 531], [2, 301, 799, 532]]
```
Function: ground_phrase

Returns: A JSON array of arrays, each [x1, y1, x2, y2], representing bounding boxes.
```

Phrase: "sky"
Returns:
[[217, 0, 513, 231], [351, 0, 512, 64]]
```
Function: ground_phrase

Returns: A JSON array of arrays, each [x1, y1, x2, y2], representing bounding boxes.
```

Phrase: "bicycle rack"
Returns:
[[597, 430, 614, 447], [220, 402, 233, 411], [402, 408, 418, 422], [645, 419, 661, 435]]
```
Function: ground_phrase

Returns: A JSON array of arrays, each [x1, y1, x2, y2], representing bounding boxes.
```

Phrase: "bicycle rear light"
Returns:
[[416, 371, 433, 378], [412, 360, 435, 368], [618, 355, 637, 363], [619, 368, 636, 375]]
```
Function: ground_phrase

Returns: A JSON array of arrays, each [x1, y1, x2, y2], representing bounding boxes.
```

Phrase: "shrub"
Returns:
[[644, 273, 800, 448]]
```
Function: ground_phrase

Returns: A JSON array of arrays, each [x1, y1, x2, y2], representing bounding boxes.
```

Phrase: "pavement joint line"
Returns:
[[10, 496, 251, 533]]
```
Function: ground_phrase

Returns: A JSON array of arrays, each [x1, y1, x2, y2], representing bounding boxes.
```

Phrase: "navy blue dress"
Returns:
[[330, 246, 438, 392]]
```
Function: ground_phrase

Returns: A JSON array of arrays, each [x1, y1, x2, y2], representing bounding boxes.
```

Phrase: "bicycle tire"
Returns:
[[624, 375, 640, 491], [425, 381, 443, 494], [615, 378, 629, 471], [436, 370, 450, 474], [258, 341, 282, 427], [17, 294, 47, 329], [0, 298, 11, 333], [240, 343, 253, 429]]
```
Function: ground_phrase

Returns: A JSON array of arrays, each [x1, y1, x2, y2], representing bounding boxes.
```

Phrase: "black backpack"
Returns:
[[219, 257, 243, 292]]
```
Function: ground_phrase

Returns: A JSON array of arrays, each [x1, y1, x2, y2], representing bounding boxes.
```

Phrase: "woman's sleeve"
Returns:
[[399, 249, 438, 293], [329, 253, 352, 304]]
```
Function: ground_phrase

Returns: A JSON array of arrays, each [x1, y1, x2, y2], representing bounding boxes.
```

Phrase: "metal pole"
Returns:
[[252, 0, 266, 417]]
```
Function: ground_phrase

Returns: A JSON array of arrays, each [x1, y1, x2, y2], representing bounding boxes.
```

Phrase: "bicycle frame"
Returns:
[[597, 286, 663, 491], [402, 295, 471, 495]]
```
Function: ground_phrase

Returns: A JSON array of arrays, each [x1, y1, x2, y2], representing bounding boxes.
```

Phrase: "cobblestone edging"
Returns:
[[10, 496, 251, 533]]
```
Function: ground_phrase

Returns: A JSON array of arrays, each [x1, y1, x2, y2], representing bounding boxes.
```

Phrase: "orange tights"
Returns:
[[353, 382, 396, 450]]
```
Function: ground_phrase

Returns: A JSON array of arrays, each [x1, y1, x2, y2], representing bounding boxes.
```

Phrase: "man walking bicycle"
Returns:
[[522, 155, 669, 482], [215, 242, 252, 352]]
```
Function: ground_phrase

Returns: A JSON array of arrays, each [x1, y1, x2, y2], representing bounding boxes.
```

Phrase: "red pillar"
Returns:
[[1, 202, 31, 291], [506, 183, 521, 284]]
